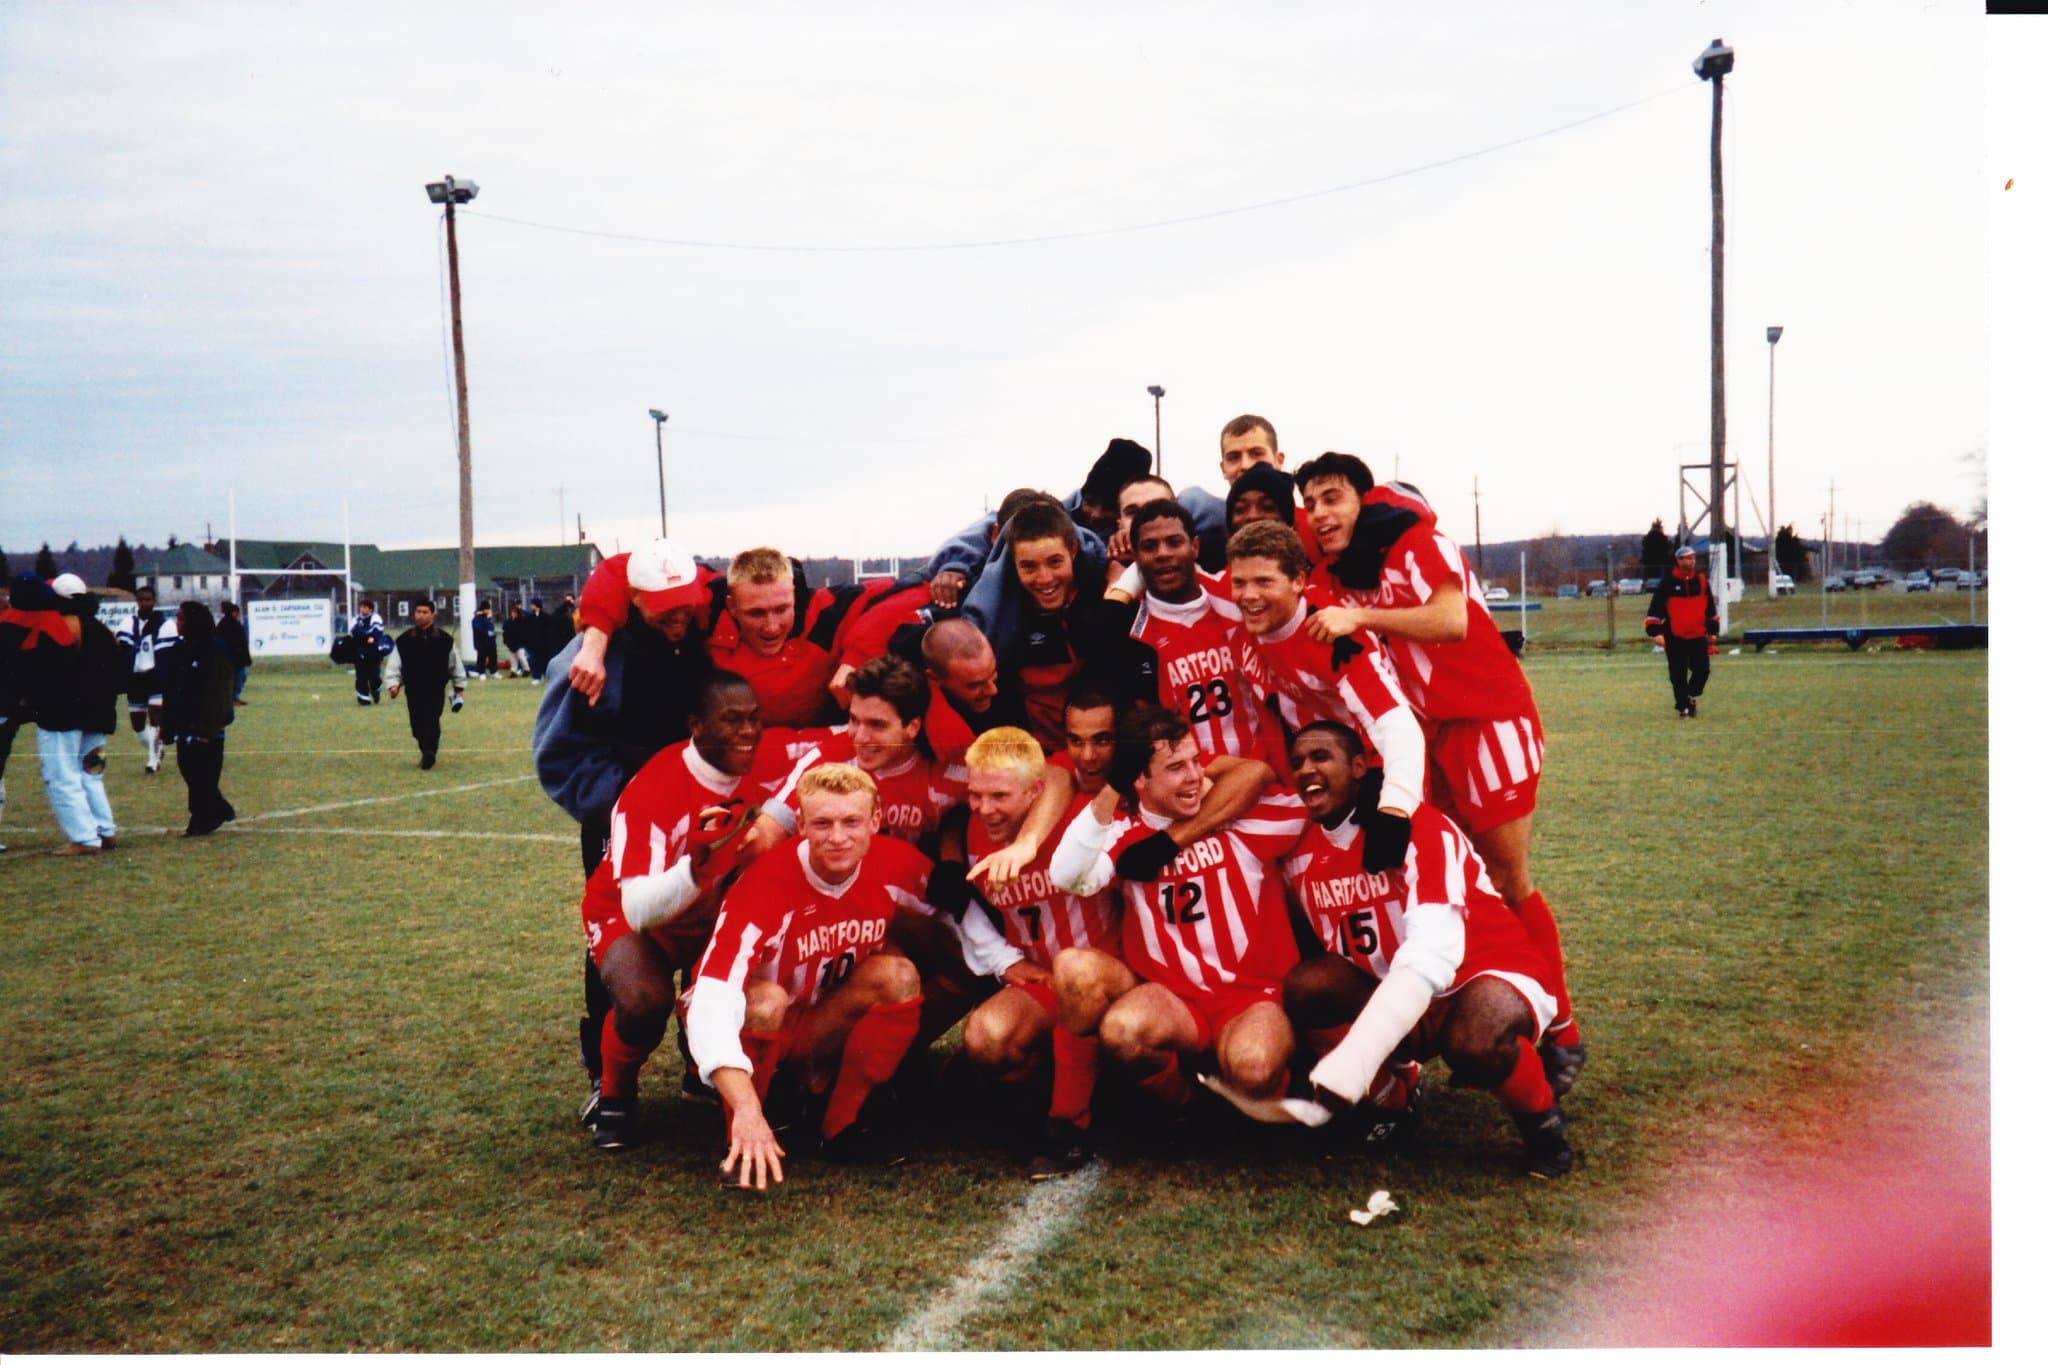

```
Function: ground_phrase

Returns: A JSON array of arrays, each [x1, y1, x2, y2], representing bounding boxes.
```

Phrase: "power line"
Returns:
[[462, 84, 1691, 255]]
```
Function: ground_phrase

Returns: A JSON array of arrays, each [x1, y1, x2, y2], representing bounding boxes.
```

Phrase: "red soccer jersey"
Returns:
[[1128, 590, 1278, 766], [1280, 802, 1547, 988], [967, 806, 1121, 969], [770, 730, 965, 848], [1236, 597, 1412, 739], [706, 617, 840, 728], [1308, 515, 1534, 724], [582, 740, 777, 928], [694, 835, 932, 1010], [1098, 785, 1309, 996], [834, 583, 934, 674]]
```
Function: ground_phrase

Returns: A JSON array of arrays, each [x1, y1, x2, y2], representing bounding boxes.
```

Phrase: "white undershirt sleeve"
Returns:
[[1360, 705, 1427, 817], [1047, 808, 1118, 896], [619, 857, 702, 933], [956, 902, 1027, 978], [684, 975, 751, 1078], [1306, 901, 1465, 1104]]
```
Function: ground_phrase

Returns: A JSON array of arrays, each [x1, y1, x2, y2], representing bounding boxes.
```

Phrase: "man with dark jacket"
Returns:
[[218, 601, 252, 705], [385, 602, 465, 769], [349, 603, 390, 705], [162, 599, 237, 836], [1645, 544, 1720, 719], [0, 574, 110, 854], [533, 540, 714, 1120], [471, 603, 499, 680]]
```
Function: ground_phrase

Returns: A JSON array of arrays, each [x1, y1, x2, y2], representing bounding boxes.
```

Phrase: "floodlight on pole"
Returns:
[[649, 408, 671, 538], [1147, 385, 1166, 475], [425, 173, 481, 663], [1695, 37, 1734, 558]]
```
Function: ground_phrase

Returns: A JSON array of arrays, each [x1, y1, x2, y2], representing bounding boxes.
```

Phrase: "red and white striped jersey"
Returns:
[[1279, 802, 1546, 988], [1236, 597, 1413, 741], [768, 730, 965, 847], [967, 806, 1121, 969], [1307, 517, 1535, 724], [1128, 589, 1277, 764], [694, 835, 932, 1010], [582, 740, 776, 924], [1101, 785, 1309, 995]]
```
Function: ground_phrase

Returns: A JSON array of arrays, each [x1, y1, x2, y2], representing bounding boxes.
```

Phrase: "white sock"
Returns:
[[145, 725, 161, 766]]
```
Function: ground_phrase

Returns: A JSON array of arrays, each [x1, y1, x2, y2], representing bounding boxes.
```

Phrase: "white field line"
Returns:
[[233, 825, 576, 844], [884, 1162, 1103, 1352], [239, 775, 532, 823]]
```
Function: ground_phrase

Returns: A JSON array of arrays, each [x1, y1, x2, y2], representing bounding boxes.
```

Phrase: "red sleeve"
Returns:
[[1226, 785, 1310, 862], [1387, 525, 1465, 602], [1403, 805, 1471, 911], [606, 745, 690, 883], [837, 585, 933, 670], [872, 835, 935, 903], [1335, 635, 1412, 725], [578, 553, 634, 636]]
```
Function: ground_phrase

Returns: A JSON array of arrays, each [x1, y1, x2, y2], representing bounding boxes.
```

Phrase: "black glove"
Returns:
[[1360, 809, 1411, 874], [925, 860, 972, 921], [1115, 830, 1182, 881]]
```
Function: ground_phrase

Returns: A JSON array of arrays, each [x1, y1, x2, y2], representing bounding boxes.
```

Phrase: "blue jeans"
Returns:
[[81, 733, 116, 839], [36, 728, 102, 847]]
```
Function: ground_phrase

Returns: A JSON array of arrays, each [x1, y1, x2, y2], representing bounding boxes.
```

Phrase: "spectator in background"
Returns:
[[161, 599, 237, 837], [217, 601, 252, 705], [69, 579, 127, 848], [116, 583, 179, 773], [385, 601, 466, 770], [350, 602, 390, 705], [471, 601, 499, 680], [0, 574, 106, 855], [1645, 544, 1720, 720], [504, 603, 535, 679]]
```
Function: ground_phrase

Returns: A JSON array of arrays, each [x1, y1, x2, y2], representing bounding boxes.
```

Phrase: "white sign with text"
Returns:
[[247, 598, 333, 657]]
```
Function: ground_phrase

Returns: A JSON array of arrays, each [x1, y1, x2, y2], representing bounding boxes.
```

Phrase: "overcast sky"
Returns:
[[0, 0, 2014, 565]]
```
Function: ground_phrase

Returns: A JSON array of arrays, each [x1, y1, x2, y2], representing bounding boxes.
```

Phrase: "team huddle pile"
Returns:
[[532, 415, 1587, 1189]]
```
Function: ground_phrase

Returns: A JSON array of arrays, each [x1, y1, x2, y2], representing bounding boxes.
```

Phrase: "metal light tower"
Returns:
[[1694, 37, 1734, 556], [1147, 385, 1165, 474], [649, 408, 670, 538], [426, 174, 481, 661], [1766, 325, 1783, 584]]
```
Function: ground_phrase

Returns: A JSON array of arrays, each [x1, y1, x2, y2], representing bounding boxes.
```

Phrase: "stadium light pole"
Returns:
[[1147, 385, 1165, 475], [425, 174, 481, 663], [1766, 325, 1783, 586], [649, 408, 670, 538], [1694, 38, 1734, 560]]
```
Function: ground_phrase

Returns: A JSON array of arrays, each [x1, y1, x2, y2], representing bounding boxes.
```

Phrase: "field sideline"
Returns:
[[0, 645, 1991, 1350]]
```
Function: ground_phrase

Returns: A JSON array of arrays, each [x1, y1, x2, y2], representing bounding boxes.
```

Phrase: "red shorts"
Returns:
[[582, 891, 710, 978], [1165, 981, 1281, 1054], [1424, 710, 1544, 835], [1003, 978, 1057, 1020]]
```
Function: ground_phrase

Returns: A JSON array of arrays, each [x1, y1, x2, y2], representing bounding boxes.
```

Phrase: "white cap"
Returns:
[[50, 573, 89, 598], [626, 539, 710, 613]]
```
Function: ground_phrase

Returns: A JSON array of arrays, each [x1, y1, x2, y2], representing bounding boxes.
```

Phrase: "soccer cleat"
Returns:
[[578, 1077, 603, 1128], [1687, 700, 1699, 718], [420, 752, 437, 770], [1026, 1118, 1095, 1181], [1541, 1040, 1588, 1099], [145, 761, 160, 774], [1355, 1080, 1426, 1149], [591, 1095, 638, 1151], [1516, 1106, 1575, 1179], [819, 1120, 907, 1167]]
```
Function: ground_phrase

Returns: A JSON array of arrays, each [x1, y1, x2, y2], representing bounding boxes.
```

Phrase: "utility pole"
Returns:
[[1147, 385, 1166, 475], [1694, 39, 1735, 558], [1767, 325, 1783, 585], [1472, 476, 1484, 579], [649, 409, 671, 538], [426, 174, 481, 663]]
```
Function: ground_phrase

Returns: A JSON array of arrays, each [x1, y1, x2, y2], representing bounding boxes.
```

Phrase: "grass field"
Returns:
[[0, 640, 1991, 1350], [1505, 581, 1989, 650]]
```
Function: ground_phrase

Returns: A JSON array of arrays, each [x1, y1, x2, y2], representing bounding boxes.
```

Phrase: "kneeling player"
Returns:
[[1047, 709, 1309, 1153], [1280, 721, 1572, 1177], [578, 671, 772, 1150], [951, 727, 1122, 1175], [686, 764, 944, 1188]]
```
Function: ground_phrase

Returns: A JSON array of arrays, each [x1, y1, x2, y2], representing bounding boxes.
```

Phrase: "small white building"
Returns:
[[137, 543, 235, 610]]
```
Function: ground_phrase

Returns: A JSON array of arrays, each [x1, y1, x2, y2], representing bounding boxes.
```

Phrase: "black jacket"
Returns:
[[162, 634, 236, 738]]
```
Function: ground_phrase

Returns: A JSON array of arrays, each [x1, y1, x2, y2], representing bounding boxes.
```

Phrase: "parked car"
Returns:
[[1617, 577, 1645, 596], [1953, 570, 1983, 589], [1586, 579, 1610, 598], [1770, 573, 1795, 596], [1933, 567, 1964, 582], [1556, 583, 1581, 600], [1483, 586, 1509, 603], [1823, 575, 1848, 593], [1905, 570, 1933, 592], [1849, 572, 1878, 589]]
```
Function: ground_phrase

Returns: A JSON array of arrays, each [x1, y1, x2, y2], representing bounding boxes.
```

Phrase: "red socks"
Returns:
[[1049, 1027, 1100, 1129], [822, 995, 922, 1140], [1134, 1050, 1192, 1107], [1512, 888, 1580, 1047], [1493, 1036, 1557, 1116], [599, 1011, 655, 1100]]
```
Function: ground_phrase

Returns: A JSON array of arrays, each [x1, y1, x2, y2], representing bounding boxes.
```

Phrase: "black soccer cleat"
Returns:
[[1515, 1106, 1574, 1179], [819, 1120, 907, 1167], [420, 751, 437, 770], [1541, 1040, 1588, 1099], [1355, 1080, 1425, 1149], [1026, 1118, 1095, 1181], [591, 1094, 638, 1151]]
